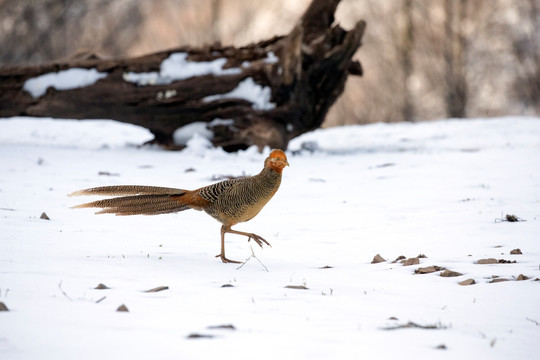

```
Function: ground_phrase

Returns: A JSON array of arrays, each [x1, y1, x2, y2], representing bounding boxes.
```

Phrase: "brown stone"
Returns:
[[440, 269, 463, 277], [458, 279, 476, 286], [510, 249, 522, 255], [415, 266, 444, 274], [476, 258, 497, 264], [371, 254, 386, 264], [497, 259, 516, 264], [401, 257, 420, 266], [116, 304, 129, 312]]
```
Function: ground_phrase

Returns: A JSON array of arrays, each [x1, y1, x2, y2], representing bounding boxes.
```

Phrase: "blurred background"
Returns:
[[1, 0, 538, 126]]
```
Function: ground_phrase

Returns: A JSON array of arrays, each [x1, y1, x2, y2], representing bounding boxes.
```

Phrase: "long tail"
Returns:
[[69, 185, 191, 215], [68, 185, 185, 197]]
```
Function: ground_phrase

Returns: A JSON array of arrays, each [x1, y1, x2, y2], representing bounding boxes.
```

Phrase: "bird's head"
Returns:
[[265, 149, 289, 174]]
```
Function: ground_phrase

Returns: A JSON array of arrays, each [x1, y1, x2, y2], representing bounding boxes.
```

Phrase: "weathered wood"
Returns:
[[0, 0, 365, 151]]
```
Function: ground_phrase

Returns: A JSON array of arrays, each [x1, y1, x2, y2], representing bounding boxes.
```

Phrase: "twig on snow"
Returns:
[[58, 281, 72, 301], [382, 321, 447, 331], [236, 246, 269, 272]]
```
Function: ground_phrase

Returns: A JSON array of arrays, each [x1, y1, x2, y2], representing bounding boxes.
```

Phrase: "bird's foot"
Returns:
[[248, 234, 272, 248], [215, 253, 242, 264]]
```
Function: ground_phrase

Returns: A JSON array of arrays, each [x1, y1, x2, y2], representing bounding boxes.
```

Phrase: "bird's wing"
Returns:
[[197, 178, 244, 202]]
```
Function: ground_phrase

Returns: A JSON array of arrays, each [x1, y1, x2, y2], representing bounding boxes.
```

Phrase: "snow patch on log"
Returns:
[[173, 119, 235, 146], [123, 71, 164, 86], [183, 133, 216, 156], [264, 51, 279, 64], [203, 77, 275, 110], [173, 121, 213, 145], [23, 68, 107, 98], [123, 52, 242, 86], [209, 118, 235, 127]]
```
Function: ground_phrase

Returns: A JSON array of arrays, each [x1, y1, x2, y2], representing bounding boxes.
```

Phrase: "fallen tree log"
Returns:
[[0, 0, 365, 151]]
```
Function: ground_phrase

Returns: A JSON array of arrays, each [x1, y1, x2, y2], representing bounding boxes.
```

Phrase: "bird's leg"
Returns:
[[215, 225, 242, 264], [226, 228, 272, 248]]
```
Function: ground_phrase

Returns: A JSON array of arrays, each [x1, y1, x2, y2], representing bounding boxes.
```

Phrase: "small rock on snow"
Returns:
[[458, 279, 476, 286], [116, 304, 129, 312], [476, 258, 498, 264], [440, 269, 463, 277], [401, 257, 420, 266]]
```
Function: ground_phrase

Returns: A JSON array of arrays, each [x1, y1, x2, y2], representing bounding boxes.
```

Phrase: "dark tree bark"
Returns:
[[400, 0, 415, 122], [444, 0, 467, 119], [0, 0, 365, 151]]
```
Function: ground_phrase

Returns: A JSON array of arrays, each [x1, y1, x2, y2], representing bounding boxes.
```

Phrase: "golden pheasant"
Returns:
[[69, 149, 289, 263]]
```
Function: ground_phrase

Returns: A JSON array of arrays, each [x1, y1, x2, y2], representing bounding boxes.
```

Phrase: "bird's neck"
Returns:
[[259, 166, 283, 181], [254, 167, 282, 196], [264, 160, 284, 174]]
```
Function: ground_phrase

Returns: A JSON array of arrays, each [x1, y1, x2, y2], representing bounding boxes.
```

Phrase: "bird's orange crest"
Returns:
[[266, 149, 289, 173], [269, 149, 287, 161]]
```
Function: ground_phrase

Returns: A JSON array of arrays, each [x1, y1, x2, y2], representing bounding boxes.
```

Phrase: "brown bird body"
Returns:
[[69, 149, 289, 263]]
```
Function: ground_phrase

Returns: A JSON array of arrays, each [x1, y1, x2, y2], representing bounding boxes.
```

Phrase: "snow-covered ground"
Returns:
[[0, 116, 539, 359]]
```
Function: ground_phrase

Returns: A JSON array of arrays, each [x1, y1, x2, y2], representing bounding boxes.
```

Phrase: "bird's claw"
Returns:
[[248, 234, 272, 248], [215, 254, 242, 264]]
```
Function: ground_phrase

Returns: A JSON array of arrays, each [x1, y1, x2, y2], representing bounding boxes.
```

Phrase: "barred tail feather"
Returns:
[[68, 185, 185, 197], [72, 193, 191, 215]]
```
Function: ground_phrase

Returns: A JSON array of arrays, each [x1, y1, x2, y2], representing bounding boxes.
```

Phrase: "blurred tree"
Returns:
[[0, 0, 537, 124], [511, 0, 540, 113], [400, 0, 415, 122], [0, 0, 142, 65], [443, 0, 467, 118]]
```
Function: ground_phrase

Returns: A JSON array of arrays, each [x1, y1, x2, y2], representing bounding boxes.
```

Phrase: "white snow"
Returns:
[[264, 51, 279, 64], [209, 118, 235, 127], [173, 122, 214, 146], [241, 51, 278, 68], [23, 68, 108, 98], [122, 71, 165, 86], [203, 77, 275, 110], [173, 119, 239, 146], [121, 53, 275, 111], [123, 52, 242, 86], [1, 116, 539, 359]]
